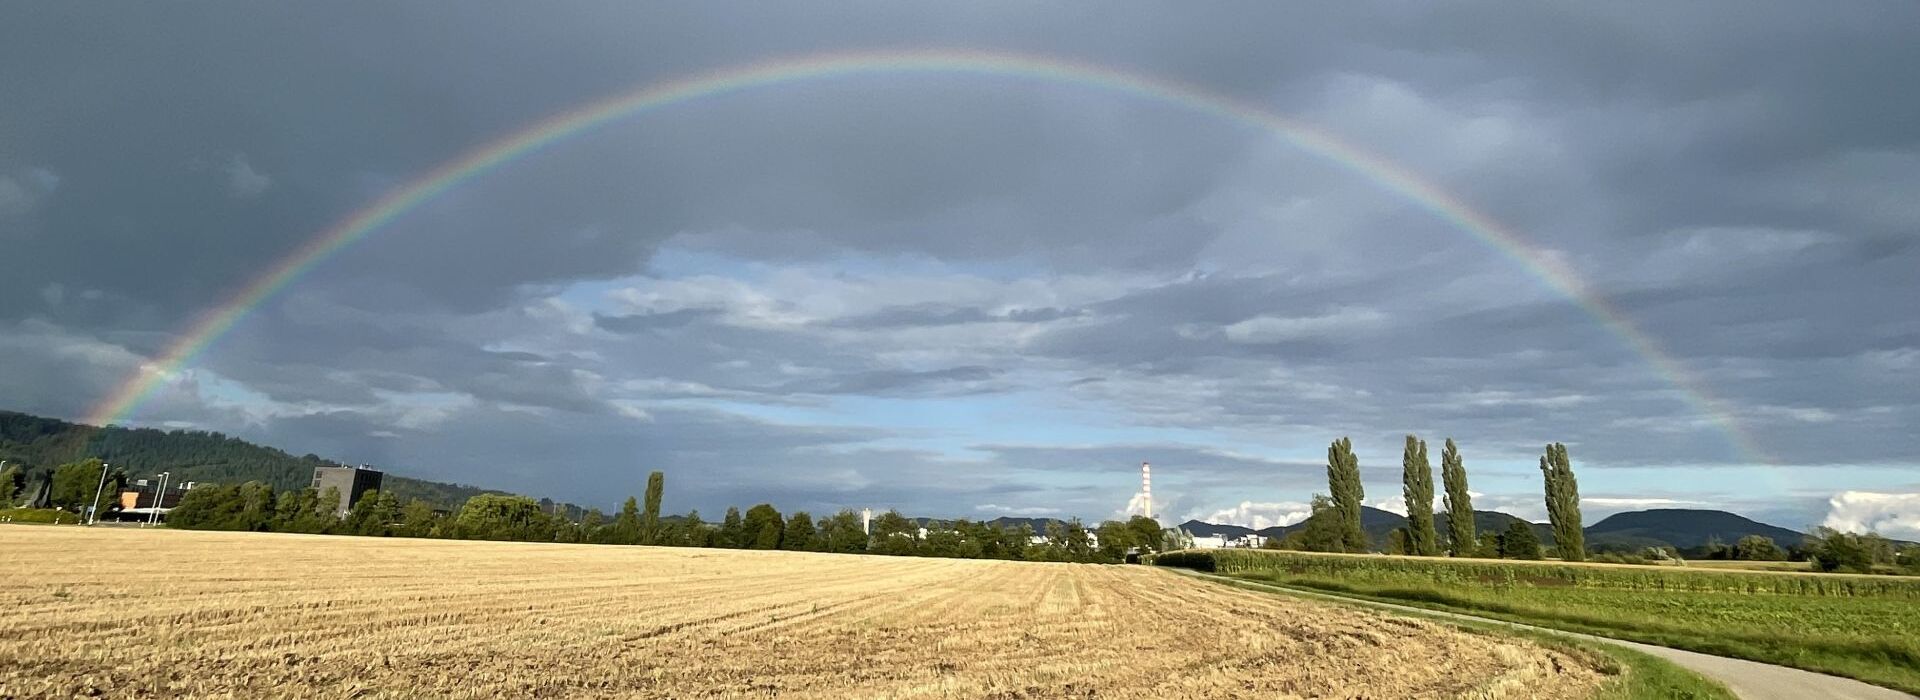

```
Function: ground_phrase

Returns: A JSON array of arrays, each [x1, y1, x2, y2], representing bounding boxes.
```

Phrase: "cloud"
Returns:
[[1190, 500, 1312, 529], [1582, 497, 1706, 508], [0, 166, 58, 216], [4, 3, 1918, 520], [221, 153, 272, 197], [1822, 492, 1920, 540], [976, 503, 1056, 517], [1368, 497, 1408, 517], [1221, 307, 1388, 344]]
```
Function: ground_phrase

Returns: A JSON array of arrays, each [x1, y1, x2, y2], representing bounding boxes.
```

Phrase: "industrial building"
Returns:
[[118, 479, 191, 511], [311, 465, 384, 517]]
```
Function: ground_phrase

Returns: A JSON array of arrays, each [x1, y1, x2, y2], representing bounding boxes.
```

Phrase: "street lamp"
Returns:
[[87, 461, 112, 525], [148, 471, 170, 526]]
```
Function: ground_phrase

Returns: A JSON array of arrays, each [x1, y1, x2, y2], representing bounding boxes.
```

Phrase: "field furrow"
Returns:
[[1, 527, 1605, 699]]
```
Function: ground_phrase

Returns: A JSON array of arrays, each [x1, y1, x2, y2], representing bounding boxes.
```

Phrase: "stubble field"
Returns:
[[1, 527, 1604, 699]]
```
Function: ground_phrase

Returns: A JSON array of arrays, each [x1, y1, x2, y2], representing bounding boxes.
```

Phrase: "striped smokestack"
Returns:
[[1141, 461, 1152, 520]]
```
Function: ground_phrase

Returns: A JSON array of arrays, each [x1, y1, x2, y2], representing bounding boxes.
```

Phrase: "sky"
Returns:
[[3, 4, 1916, 536]]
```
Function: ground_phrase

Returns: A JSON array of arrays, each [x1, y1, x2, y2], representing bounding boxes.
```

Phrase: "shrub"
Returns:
[[1182, 548, 1920, 598], [1590, 551, 1649, 565], [0, 508, 83, 524], [1148, 550, 1217, 572]]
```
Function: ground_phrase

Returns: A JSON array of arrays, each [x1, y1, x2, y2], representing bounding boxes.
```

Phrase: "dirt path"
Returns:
[[1169, 568, 1915, 700]]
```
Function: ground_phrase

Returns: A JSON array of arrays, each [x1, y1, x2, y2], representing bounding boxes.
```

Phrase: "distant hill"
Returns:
[[1251, 506, 1408, 549], [1179, 519, 1257, 538], [1436, 510, 1557, 546], [1, 409, 502, 510], [1185, 507, 1812, 554], [1585, 509, 1805, 551]]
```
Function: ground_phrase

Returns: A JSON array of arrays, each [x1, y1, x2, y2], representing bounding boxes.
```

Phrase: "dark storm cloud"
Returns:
[[3, 3, 1917, 517]]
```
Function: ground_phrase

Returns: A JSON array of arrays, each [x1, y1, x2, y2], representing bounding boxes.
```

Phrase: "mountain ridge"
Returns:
[[1181, 507, 1809, 553]]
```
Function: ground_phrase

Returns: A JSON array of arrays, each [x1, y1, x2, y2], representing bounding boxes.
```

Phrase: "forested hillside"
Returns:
[[0, 410, 497, 509]]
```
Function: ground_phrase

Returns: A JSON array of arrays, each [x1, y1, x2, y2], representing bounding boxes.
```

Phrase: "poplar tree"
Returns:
[[1401, 435, 1438, 556], [1440, 438, 1475, 557], [1326, 437, 1367, 553], [719, 506, 745, 548], [640, 471, 664, 544], [1540, 442, 1585, 561]]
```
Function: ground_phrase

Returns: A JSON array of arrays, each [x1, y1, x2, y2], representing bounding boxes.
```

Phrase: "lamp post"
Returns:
[[148, 471, 170, 526], [87, 461, 112, 525]]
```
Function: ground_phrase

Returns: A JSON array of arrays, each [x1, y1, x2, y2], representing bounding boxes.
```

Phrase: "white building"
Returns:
[[1191, 535, 1228, 549], [1188, 533, 1267, 549]]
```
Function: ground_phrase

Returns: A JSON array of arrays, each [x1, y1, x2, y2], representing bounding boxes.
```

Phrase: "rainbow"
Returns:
[[85, 48, 1770, 463]]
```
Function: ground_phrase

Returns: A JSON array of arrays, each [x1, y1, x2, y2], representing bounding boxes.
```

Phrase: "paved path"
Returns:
[[1168, 568, 1914, 700]]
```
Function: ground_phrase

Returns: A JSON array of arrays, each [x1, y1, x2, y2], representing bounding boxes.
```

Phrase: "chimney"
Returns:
[[1142, 461, 1152, 520]]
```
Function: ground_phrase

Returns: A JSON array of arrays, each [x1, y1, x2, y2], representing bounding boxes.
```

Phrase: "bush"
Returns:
[[1806, 528, 1876, 574], [0, 508, 83, 524], [1148, 550, 1217, 572], [1590, 551, 1649, 565]]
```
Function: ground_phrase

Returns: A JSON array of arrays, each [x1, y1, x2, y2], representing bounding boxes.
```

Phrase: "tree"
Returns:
[[948, 519, 988, 559], [869, 509, 919, 556], [1280, 494, 1347, 552], [50, 459, 121, 514], [1805, 527, 1877, 573], [640, 471, 664, 545], [1326, 437, 1367, 552], [612, 496, 641, 545], [0, 462, 23, 508], [743, 503, 784, 549], [1539, 443, 1585, 561], [167, 483, 241, 530], [400, 499, 442, 538], [1498, 520, 1542, 560], [719, 506, 745, 548], [273, 488, 334, 534], [1473, 531, 1503, 558], [781, 511, 817, 551], [453, 494, 550, 541], [345, 489, 399, 536], [1052, 518, 1095, 561], [924, 523, 967, 558], [1002, 524, 1035, 560], [1440, 438, 1475, 557], [1094, 520, 1133, 562], [236, 481, 278, 532], [1700, 536, 1733, 560], [1401, 435, 1438, 556], [1386, 527, 1412, 555], [1124, 516, 1165, 554], [682, 509, 716, 547], [818, 509, 867, 553], [1734, 535, 1785, 562]]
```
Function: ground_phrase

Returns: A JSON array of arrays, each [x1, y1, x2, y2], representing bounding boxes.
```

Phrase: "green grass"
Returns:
[[1152, 549, 1920, 694], [0, 508, 83, 524], [1180, 570, 1733, 699]]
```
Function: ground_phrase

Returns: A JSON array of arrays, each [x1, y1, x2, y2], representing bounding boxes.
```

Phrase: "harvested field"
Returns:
[[1, 527, 1603, 699]]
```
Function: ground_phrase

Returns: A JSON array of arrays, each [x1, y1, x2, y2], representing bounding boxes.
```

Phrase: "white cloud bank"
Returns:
[[1190, 500, 1311, 530], [1821, 491, 1920, 540]]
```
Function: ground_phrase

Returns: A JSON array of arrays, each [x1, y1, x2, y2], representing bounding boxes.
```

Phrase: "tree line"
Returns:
[[1262, 436, 1920, 574], [1275, 436, 1591, 561], [158, 470, 1172, 564], [0, 410, 502, 513]]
